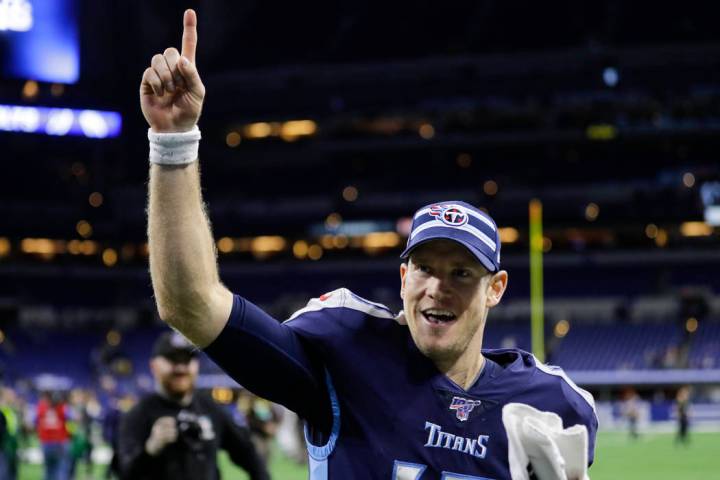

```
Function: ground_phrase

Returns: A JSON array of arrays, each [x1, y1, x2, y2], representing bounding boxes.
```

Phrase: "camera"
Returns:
[[177, 415, 203, 451]]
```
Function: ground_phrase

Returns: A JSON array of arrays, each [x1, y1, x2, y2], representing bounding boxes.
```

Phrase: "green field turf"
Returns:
[[17, 431, 720, 479], [588, 431, 720, 480]]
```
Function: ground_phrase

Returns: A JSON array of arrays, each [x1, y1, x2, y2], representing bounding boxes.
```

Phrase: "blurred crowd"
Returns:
[[0, 381, 304, 480]]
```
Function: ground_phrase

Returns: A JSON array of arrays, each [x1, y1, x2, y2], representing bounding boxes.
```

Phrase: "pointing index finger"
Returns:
[[181, 9, 197, 64]]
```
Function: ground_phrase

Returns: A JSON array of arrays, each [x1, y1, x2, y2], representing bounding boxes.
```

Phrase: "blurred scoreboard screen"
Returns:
[[701, 182, 720, 226], [0, 0, 80, 83]]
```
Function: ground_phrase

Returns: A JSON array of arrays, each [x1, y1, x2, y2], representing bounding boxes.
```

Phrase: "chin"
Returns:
[[417, 338, 461, 363], [164, 381, 190, 395]]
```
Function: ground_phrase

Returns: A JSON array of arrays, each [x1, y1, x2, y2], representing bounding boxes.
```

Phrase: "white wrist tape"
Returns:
[[148, 126, 201, 165]]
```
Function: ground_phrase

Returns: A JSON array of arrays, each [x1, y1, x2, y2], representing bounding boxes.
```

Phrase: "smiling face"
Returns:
[[400, 239, 508, 371]]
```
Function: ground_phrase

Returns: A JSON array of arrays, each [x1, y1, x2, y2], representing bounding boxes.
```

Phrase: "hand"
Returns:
[[145, 416, 178, 456], [140, 9, 205, 133]]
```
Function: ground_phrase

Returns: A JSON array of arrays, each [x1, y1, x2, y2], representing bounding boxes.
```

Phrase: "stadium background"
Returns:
[[1, 0, 719, 478]]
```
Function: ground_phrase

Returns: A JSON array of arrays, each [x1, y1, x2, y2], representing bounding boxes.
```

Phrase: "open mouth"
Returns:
[[421, 309, 457, 325]]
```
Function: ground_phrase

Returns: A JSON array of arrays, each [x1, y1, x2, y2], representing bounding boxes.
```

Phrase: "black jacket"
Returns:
[[118, 392, 270, 480]]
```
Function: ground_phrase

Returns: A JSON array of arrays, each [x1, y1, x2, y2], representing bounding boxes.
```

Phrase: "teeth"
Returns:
[[422, 309, 456, 323]]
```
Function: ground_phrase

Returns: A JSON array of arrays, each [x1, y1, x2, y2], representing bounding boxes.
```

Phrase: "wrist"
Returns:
[[148, 125, 201, 165]]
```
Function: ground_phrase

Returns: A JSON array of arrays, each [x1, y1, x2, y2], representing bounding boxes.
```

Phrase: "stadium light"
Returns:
[[333, 235, 349, 249], [293, 240, 309, 259], [586, 124, 616, 141], [21, 80, 38, 99], [76, 220, 92, 238], [418, 123, 435, 139], [251, 236, 286, 253], [217, 237, 234, 253], [0, 237, 10, 257], [307, 244, 323, 260], [281, 120, 317, 141], [602, 67, 619, 87], [88, 192, 103, 207], [585, 203, 600, 221], [554, 320, 570, 338], [325, 213, 343, 229], [645, 223, 658, 239], [683, 172, 696, 188], [225, 131, 241, 147], [244, 122, 272, 138], [483, 180, 498, 196], [456, 153, 472, 168], [0, 0, 33, 31], [102, 248, 118, 267], [363, 232, 401, 248], [342, 185, 359, 202], [680, 221, 713, 237], [498, 227, 519, 243], [320, 235, 335, 249], [0, 104, 121, 138]]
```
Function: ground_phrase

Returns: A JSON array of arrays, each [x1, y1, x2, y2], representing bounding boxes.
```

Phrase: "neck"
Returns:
[[156, 384, 193, 406], [437, 315, 487, 389], [440, 352, 486, 390]]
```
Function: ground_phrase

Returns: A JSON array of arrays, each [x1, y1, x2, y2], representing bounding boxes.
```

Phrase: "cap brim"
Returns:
[[400, 236, 498, 273], [158, 349, 197, 361]]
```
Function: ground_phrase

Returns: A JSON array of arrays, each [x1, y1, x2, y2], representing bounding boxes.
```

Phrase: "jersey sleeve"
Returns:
[[203, 294, 331, 429], [535, 361, 599, 466], [558, 376, 599, 466], [524, 356, 599, 467]]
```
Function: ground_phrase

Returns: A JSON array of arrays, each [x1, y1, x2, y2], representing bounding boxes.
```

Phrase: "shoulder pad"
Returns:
[[286, 288, 395, 322], [533, 356, 596, 414]]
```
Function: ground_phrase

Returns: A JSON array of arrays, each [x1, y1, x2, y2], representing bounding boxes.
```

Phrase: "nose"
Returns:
[[426, 274, 451, 301]]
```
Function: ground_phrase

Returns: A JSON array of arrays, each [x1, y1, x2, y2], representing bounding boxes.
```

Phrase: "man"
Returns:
[[36, 391, 71, 480], [621, 389, 640, 439], [0, 405, 7, 480], [142, 10, 597, 478], [675, 386, 690, 445], [0, 387, 20, 480], [117, 332, 269, 480]]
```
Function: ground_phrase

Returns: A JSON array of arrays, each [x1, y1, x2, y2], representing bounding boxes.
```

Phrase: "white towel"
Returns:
[[502, 403, 589, 480]]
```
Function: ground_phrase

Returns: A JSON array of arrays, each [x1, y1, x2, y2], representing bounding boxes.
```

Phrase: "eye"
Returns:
[[452, 268, 472, 278], [416, 263, 431, 274]]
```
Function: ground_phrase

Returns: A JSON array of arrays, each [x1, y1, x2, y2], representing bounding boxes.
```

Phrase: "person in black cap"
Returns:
[[141, 10, 598, 479], [116, 331, 269, 480]]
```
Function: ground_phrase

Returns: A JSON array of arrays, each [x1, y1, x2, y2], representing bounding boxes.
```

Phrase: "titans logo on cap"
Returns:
[[429, 204, 469, 227]]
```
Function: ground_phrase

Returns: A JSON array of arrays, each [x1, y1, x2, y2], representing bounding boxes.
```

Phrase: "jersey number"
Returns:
[[393, 461, 494, 480]]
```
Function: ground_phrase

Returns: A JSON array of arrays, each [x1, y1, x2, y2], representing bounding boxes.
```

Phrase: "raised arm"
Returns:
[[142, 9, 232, 347]]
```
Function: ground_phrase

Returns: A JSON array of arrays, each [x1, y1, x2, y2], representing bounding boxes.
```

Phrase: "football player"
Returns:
[[141, 10, 597, 479]]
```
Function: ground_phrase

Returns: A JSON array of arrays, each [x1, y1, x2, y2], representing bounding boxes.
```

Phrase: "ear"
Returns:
[[486, 270, 508, 308], [399, 262, 408, 300], [149, 357, 160, 376], [189, 358, 200, 372]]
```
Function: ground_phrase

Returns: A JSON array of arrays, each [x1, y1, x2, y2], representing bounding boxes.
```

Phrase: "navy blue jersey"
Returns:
[[205, 288, 597, 480]]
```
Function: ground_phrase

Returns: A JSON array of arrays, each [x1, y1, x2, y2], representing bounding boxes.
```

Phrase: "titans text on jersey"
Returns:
[[424, 421, 490, 459]]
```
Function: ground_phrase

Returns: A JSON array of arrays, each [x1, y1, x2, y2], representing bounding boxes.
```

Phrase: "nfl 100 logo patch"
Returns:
[[449, 396, 482, 421]]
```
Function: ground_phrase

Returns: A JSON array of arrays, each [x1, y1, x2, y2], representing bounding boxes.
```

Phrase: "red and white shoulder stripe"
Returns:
[[286, 288, 396, 322]]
